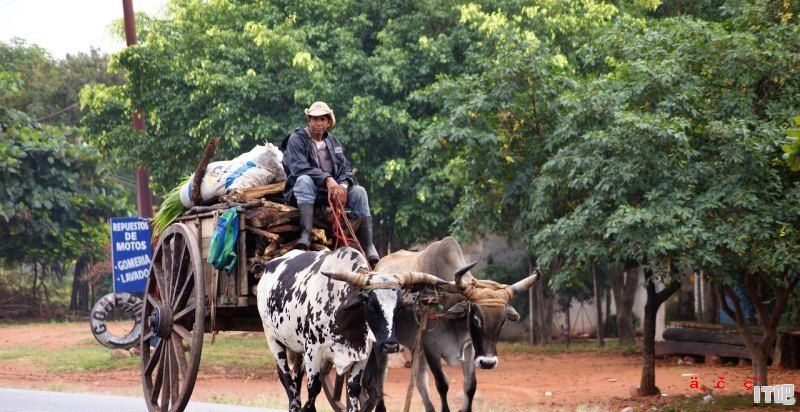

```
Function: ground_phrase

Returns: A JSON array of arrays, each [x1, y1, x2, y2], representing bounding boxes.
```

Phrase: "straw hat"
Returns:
[[304, 101, 336, 129]]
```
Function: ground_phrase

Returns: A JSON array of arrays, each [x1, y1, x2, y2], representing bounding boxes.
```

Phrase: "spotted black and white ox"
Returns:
[[257, 247, 447, 412], [362, 237, 540, 412]]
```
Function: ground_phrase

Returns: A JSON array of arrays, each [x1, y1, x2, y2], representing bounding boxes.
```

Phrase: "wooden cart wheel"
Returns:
[[321, 361, 348, 412], [140, 223, 205, 412]]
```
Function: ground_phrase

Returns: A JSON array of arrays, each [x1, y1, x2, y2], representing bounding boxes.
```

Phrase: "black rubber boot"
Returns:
[[356, 215, 380, 266], [295, 203, 314, 250]]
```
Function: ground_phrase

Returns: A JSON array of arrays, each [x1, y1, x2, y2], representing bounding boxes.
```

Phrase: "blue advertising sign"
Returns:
[[110, 217, 152, 293]]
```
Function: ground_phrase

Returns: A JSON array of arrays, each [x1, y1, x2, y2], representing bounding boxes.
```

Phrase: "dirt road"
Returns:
[[0, 322, 797, 411]]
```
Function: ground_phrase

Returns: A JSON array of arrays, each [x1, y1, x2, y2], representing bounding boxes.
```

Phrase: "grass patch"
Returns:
[[0, 344, 138, 372], [499, 340, 636, 355], [1, 331, 274, 375], [41, 346, 139, 372], [662, 394, 789, 411], [201, 332, 275, 368], [0, 347, 35, 360]]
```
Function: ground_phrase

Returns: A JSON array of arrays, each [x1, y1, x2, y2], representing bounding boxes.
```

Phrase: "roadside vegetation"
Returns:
[[0, 327, 274, 374]]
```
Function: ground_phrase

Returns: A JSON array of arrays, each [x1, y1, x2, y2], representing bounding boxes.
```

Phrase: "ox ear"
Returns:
[[505, 306, 520, 321], [343, 293, 365, 311], [443, 303, 468, 320]]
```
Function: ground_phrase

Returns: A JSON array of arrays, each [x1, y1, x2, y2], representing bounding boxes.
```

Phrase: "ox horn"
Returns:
[[392, 271, 448, 287], [454, 261, 478, 291], [321, 270, 370, 287], [506, 268, 542, 299]]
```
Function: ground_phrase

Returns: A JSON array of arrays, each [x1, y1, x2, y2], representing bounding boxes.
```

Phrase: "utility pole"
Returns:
[[122, 0, 154, 218]]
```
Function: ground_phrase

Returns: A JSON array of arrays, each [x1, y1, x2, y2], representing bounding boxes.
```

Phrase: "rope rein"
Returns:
[[327, 197, 366, 258]]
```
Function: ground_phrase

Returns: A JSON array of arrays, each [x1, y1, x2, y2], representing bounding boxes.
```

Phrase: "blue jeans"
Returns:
[[293, 175, 371, 217]]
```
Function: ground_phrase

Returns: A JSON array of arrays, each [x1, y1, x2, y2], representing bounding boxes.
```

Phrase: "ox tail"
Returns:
[[360, 349, 387, 411]]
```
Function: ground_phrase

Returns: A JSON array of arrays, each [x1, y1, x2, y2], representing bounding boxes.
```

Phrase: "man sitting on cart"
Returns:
[[280, 101, 380, 265]]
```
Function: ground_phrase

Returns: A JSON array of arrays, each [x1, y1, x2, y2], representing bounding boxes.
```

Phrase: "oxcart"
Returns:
[[139, 182, 357, 412]]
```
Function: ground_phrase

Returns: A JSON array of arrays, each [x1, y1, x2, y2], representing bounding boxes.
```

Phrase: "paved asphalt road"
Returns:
[[0, 388, 283, 412]]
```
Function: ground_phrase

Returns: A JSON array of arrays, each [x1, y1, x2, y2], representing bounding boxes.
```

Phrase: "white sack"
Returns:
[[178, 142, 287, 208]]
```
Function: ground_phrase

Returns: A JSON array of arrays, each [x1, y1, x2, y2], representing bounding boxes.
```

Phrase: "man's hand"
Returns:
[[326, 177, 347, 207]]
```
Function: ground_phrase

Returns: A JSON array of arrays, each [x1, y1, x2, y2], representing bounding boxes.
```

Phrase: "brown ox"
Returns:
[[361, 236, 539, 412]]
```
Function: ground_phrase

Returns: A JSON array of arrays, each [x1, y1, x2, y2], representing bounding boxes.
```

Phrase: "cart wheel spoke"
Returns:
[[172, 270, 194, 313], [150, 345, 165, 405], [144, 339, 165, 376], [173, 302, 196, 323], [172, 332, 188, 381], [160, 345, 171, 409], [153, 265, 168, 304], [173, 323, 192, 342], [169, 342, 180, 407], [146, 293, 160, 309], [169, 339, 183, 399], [161, 240, 173, 303], [170, 235, 186, 298]]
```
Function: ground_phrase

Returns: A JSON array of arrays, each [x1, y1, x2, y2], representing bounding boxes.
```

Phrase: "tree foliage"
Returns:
[[421, 0, 800, 387], [0, 39, 123, 126], [0, 106, 126, 265], [81, 0, 503, 248]]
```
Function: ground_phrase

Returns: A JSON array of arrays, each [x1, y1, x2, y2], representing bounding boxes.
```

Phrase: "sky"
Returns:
[[0, 0, 168, 58]]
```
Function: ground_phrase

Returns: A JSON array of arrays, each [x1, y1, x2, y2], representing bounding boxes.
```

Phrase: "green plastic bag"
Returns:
[[207, 208, 239, 274]]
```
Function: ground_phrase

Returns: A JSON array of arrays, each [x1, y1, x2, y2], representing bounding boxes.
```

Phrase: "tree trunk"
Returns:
[[699, 272, 718, 323], [610, 264, 638, 345], [604, 287, 612, 337], [532, 281, 550, 344], [593, 263, 604, 348], [529, 285, 535, 344], [718, 272, 800, 387], [544, 290, 554, 343], [30, 261, 39, 307], [80, 279, 89, 313], [640, 296, 659, 396], [693, 270, 701, 321], [638, 266, 680, 397], [41, 264, 51, 318], [69, 258, 89, 312], [752, 351, 768, 387], [563, 302, 571, 347], [530, 259, 559, 345]]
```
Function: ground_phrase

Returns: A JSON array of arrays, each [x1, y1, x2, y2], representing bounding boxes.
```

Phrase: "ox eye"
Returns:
[[473, 314, 482, 327]]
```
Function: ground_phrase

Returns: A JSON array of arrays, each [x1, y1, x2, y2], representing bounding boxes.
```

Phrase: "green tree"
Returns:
[[81, 0, 499, 249], [418, 0, 800, 393], [0, 106, 127, 313], [0, 39, 123, 126]]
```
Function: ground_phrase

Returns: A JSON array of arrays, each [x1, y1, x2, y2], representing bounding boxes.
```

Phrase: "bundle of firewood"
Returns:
[[219, 182, 335, 274]]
